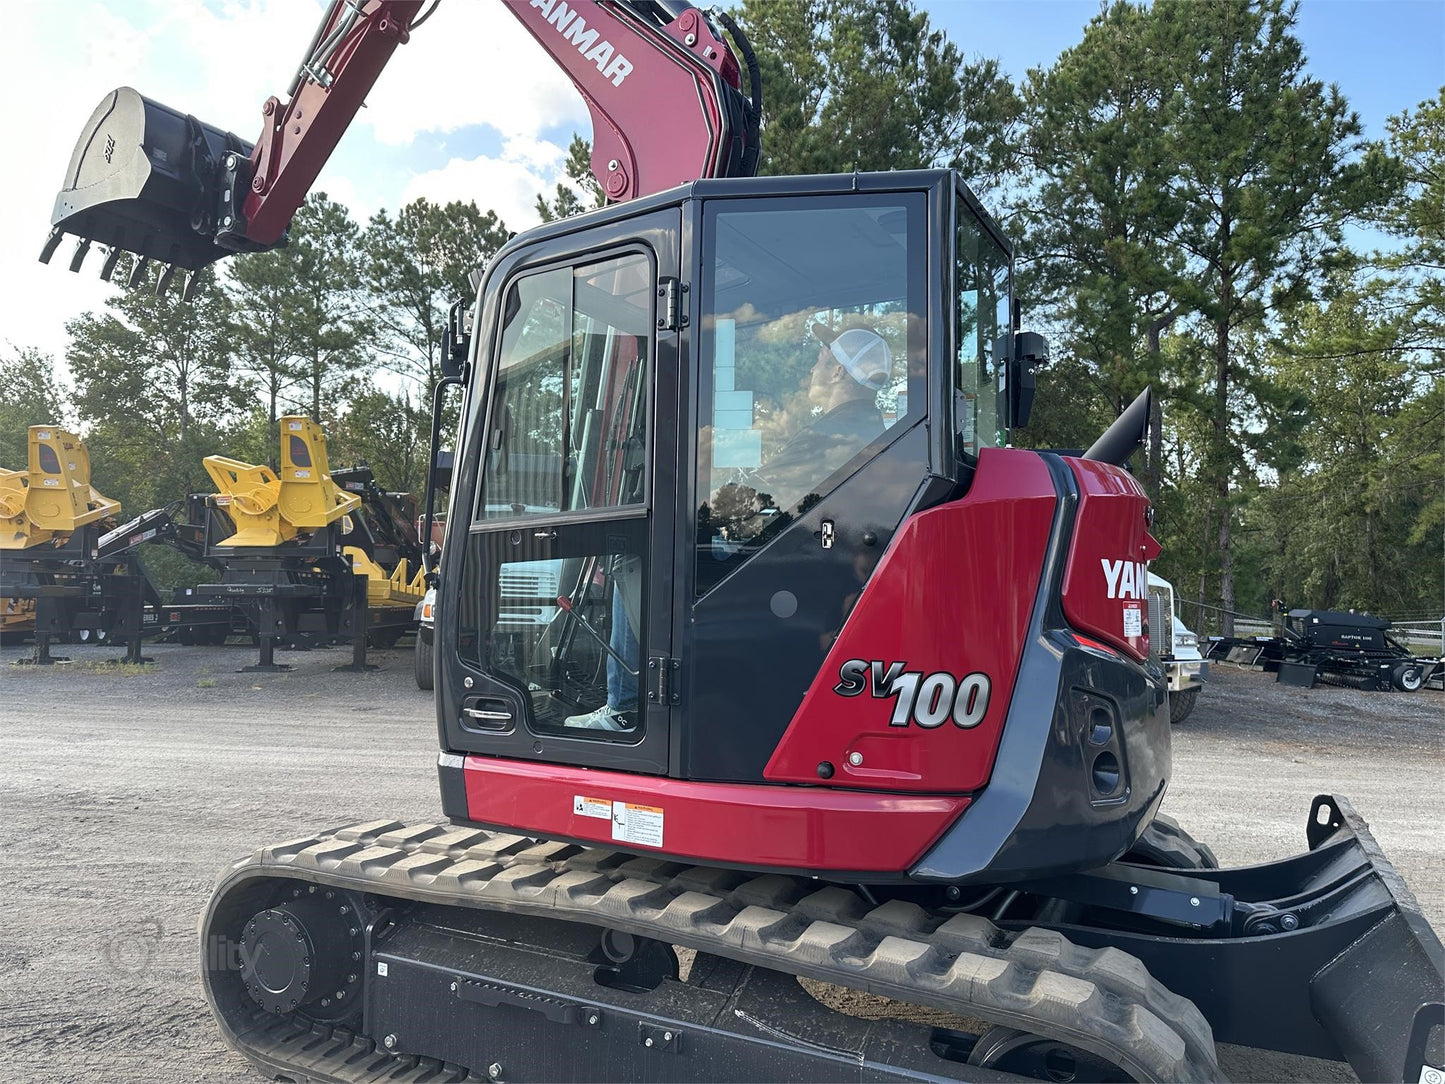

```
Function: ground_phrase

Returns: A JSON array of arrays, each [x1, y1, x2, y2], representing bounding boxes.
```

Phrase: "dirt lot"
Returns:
[[0, 643, 1440, 1083]]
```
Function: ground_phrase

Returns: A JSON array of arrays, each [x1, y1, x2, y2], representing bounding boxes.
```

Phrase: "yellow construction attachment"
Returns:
[[1, 596, 37, 636], [344, 550, 428, 606], [203, 415, 359, 547], [0, 425, 120, 549]]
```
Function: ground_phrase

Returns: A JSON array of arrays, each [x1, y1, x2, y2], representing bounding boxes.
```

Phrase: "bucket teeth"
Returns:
[[39, 229, 64, 265], [69, 237, 92, 273], [156, 263, 177, 297], [99, 246, 124, 282], [181, 271, 202, 302], [127, 255, 150, 289]]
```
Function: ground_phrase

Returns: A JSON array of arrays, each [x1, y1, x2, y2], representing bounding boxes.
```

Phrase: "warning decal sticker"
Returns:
[[1122, 602, 1143, 639], [611, 802, 664, 848], [573, 795, 611, 820]]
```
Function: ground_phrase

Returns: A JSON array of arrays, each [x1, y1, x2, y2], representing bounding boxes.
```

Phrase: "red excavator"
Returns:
[[43, 2, 1442, 1080]]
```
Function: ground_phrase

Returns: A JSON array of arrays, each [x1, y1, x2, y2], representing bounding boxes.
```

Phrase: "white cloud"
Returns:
[[1, 0, 316, 369], [0, 0, 587, 371], [401, 135, 571, 231], [310, 169, 376, 225], [362, 4, 588, 145]]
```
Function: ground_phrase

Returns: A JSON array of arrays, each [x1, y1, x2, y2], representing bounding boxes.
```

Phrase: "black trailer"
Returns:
[[3, 507, 240, 665], [1207, 608, 1442, 691]]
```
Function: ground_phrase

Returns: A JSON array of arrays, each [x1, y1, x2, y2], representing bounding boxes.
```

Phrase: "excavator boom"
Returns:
[[40, 0, 759, 295]]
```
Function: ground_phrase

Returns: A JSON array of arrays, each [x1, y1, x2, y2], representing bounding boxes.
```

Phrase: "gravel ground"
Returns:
[[0, 642, 1440, 1083]]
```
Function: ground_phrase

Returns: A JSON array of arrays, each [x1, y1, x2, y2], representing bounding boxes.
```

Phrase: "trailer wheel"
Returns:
[[1168, 687, 1199, 724], [1391, 661, 1425, 692], [414, 633, 434, 691], [1124, 812, 1218, 870]]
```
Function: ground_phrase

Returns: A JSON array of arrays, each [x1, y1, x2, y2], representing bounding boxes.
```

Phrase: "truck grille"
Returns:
[[500, 566, 560, 602], [1147, 583, 1173, 656]]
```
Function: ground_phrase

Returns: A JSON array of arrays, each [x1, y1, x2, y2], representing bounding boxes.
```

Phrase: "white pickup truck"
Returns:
[[1147, 572, 1208, 723]]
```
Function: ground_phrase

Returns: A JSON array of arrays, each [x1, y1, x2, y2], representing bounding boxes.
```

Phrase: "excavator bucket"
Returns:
[[0, 426, 119, 549], [41, 87, 254, 295]]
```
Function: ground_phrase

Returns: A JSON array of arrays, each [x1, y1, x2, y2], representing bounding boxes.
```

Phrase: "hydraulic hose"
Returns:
[[715, 9, 763, 176]]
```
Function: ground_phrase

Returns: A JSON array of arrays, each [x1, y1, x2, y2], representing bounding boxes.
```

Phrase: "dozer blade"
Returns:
[[1302, 795, 1444, 1084], [42, 87, 257, 282]]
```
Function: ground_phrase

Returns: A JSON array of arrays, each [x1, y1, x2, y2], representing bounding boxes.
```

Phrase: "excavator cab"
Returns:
[[435, 171, 1042, 779]]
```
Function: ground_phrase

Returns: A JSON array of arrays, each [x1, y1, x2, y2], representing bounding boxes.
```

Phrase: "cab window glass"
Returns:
[[697, 195, 926, 596], [956, 198, 1011, 456], [479, 255, 651, 519], [466, 251, 654, 741]]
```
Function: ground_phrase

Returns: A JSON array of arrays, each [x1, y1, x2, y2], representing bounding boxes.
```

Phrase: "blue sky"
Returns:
[[922, 0, 1443, 143], [5, 0, 1442, 369]]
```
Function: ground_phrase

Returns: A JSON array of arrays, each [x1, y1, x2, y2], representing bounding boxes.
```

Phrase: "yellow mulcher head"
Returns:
[[0, 425, 120, 549], [203, 415, 359, 547]]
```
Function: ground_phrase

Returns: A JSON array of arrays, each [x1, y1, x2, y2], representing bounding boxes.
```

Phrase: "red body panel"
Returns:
[[511, 0, 741, 202], [1059, 458, 1160, 661], [763, 448, 1057, 793], [461, 756, 967, 872], [244, 1, 422, 244]]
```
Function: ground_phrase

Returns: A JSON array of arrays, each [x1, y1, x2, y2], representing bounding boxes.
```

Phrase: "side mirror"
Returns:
[[440, 296, 472, 381], [430, 448, 454, 492], [1006, 331, 1047, 430]]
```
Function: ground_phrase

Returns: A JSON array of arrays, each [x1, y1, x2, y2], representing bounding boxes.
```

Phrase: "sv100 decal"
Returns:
[[833, 659, 991, 729]]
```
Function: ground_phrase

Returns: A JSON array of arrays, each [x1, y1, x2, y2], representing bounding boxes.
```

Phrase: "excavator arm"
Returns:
[[40, 0, 760, 296]]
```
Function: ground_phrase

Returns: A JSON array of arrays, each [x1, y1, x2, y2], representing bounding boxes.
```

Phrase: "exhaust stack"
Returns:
[[1084, 386, 1153, 467]]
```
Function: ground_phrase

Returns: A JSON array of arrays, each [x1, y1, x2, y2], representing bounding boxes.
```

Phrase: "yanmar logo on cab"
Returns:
[[530, 0, 635, 87], [1101, 558, 1148, 599]]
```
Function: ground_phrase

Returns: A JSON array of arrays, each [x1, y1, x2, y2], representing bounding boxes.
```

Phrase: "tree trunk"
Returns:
[[179, 364, 190, 445], [1145, 324, 1164, 500], [1213, 289, 1235, 637], [312, 350, 322, 422]]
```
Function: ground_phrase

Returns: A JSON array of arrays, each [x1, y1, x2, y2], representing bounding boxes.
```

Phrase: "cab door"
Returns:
[[442, 210, 679, 775]]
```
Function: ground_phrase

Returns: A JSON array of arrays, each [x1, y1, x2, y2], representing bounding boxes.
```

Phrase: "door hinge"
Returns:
[[658, 278, 687, 332], [646, 656, 681, 706]]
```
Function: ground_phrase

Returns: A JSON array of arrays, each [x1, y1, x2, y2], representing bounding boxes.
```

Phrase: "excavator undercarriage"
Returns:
[[200, 797, 1440, 1083]]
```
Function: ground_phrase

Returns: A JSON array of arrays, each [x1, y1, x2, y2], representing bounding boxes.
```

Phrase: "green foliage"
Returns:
[[1252, 280, 1441, 612], [363, 197, 512, 392], [276, 193, 373, 420], [65, 262, 246, 514], [1021, 0, 1381, 629], [328, 382, 426, 494], [742, 0, 1021, 186], [0, 345, 69, 470], [1018, 1, 1184, 474], [536, 135, 605, 222]]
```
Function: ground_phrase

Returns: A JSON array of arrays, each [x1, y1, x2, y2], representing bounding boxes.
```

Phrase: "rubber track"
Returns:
[[1129, 814, 1219, 870], [209, 820, 1223, 1083], [221, 1009, 480, 1083]]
